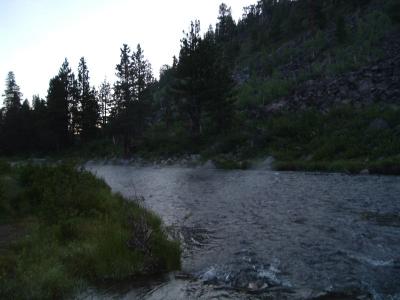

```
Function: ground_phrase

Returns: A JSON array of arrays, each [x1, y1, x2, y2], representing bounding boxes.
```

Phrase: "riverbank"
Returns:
[[82, 155, 400, 176], [4, 104, 400, 176], [87, 164, 400, 299], [0, 161, 180, 299], [274, 159, 400, 175], [5, 153, 400, 177], [64, 104, 400, 175]]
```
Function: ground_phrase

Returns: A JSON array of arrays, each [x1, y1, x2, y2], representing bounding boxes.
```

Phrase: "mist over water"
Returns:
[[87, 164, 400, 299]]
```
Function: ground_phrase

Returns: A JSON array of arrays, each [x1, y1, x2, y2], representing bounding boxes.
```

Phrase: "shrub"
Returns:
[[386, 0, 400, 23], [369, 159, 400, 175], [0, 164, 181, 299], [0, 160, 11, 175], [141, 122, 193, 157], [236, 73, 293, 108], [0, 180, 6, 220], [256, 105, 400, 167], [335, 16, 348, 44]]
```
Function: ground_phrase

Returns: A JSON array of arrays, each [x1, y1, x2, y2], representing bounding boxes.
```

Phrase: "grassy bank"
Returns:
[[186, 105, 399, 174], [7, 104, 399, 175], [274, 159, 400, 175], [0, 161, 180, 299], [256, 105, 400, 175]]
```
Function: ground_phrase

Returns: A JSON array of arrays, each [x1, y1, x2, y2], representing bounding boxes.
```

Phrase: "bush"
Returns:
[[236, 74, 293, 108], [335, 16, 348, 44], [71, 139, 123, 159], [141, 122, 193, 157], [0, 164, 181, 299], [274, 159, 400, 175], [369, 159, 400, 175], [0, 160, 11, 175], [386, 0, 400, 23], [253, 104, 400, 171], [0, 180, 6, 220]]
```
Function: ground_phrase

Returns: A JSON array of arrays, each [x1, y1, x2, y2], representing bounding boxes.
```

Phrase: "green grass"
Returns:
[[273, 160, 365, 174], [128, 104, 400, 174], [236, 73, 294, 109], [262, 157, 400, 175], [0, 163, 180, 299], [236, 8, 396, 102], [192, 104, 400, 173], [257, 105, 400, 161], [140, 122, 195, 158], [262, 105, 400, 175]]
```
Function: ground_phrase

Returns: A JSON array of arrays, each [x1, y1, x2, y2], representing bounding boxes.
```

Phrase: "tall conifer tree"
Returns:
[[46, 59, 73, 150], [2, 71, 22, 112], [77, 57, 99, 140], [98, 79, 112, 127]]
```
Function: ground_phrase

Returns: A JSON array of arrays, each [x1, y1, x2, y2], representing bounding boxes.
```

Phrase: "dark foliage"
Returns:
[[0, 0, 397, 162], [0, 164, 180, 299]]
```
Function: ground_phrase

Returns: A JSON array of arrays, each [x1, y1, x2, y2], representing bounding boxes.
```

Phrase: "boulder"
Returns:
[[358, 80, 373, 93]]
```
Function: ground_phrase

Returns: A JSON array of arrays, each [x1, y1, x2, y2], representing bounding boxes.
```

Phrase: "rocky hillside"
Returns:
[[233, 1, 400, 116], [263, 37, 400, 115]]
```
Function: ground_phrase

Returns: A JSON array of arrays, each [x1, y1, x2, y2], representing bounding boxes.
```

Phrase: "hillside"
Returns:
[[148, 0, 400, 174], [233, 1, 399, 113], [0, 0, 399, 174]]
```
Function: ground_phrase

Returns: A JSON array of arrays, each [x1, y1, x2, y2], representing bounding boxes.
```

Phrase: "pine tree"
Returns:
[[0, 108, 4, 128], [110, 44, 154, 155], [77, 57, 99, 140], [111, 44, 137, 155], [175, 20, 203, 140], [98, 79, 112, 127], [114, 44, 133, 114], [130, 44, 154, 136], [2, 71, 22, 112], [174, 20, 234, 140], [46, 59, 73, 150], [216, 3, 236, 44], [68, 72, 80, 135], [131, 44, 153, 102], [156, 63, 177, 130], [200, 29, 235, 135], [31, 95, 52, 152], [19, 99, 34, 152], [1, 72, 23, 153]]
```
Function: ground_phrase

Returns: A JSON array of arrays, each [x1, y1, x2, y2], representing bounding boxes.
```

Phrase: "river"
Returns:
[[86, 163, 400, 300]]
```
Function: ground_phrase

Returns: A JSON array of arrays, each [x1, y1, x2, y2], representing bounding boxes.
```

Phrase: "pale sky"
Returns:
[[0, 0, 256, 103]]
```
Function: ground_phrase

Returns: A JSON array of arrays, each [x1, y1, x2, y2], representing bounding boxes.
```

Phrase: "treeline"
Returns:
[[0, 45, 155, 155], [0, 3, 237, 156], [1, 0, 398, 157]]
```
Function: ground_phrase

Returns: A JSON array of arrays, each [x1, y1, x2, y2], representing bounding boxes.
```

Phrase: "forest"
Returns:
[[1, 0, 400, 172], [1, 1, 400, 299]]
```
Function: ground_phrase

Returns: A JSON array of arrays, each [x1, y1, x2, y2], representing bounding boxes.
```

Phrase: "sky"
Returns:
[[0, 0, 256, 103]]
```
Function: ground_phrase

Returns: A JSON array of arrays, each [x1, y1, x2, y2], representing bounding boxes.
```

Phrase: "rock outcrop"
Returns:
[[262, 53, 400, 115]]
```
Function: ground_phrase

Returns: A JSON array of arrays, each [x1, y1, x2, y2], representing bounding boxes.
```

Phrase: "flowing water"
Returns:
[[86, 164, 400, 300]]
